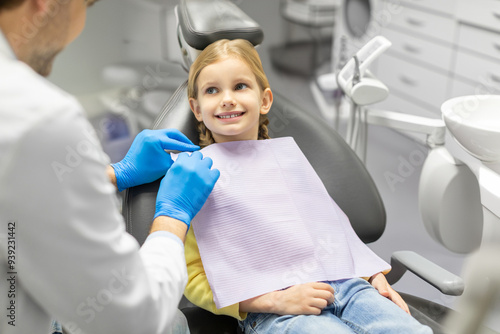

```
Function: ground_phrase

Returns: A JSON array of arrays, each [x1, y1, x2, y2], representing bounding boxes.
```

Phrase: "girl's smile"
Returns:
[[215, 111, 246, 121]]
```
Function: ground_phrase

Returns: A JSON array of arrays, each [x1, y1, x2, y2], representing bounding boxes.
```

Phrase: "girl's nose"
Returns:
[[221, 92, 236, 108]]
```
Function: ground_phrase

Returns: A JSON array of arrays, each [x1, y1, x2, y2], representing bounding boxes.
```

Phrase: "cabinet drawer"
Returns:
[[382, 27, 453, 71], [450, 78, 500, 99], [385, 3, 455, 43], [400, 0, 456, 16], [454, 49, 500, 86], [457, 24, 500, 61], [377, 54, 449, 109], [457, 0, 500, 33], [374, 91, 440, 118]]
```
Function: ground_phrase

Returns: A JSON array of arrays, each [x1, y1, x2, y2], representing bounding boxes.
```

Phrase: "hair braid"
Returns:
[[258, 115, 271, 140], [197, 122, 215, 148]]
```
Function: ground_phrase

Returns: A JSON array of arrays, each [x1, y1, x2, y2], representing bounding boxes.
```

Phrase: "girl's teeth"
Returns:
[[219, 113, 242, 119]]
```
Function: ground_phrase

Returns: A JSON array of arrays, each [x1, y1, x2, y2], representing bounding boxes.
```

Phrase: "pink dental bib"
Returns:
[[191, 137, 390, 309]]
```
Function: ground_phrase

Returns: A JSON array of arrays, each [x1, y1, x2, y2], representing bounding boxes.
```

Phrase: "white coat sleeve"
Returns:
[[0, 103, 186, 334]]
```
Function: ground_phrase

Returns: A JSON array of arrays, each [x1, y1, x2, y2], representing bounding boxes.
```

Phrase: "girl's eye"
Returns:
[[235, 83, 248, 90], [206, 87, 218, 94]]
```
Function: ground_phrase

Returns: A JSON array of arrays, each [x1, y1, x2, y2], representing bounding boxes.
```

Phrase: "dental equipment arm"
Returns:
[[336, 36, 392, 107], [366, 109, 446, 148], [336, 36, 447, 162]]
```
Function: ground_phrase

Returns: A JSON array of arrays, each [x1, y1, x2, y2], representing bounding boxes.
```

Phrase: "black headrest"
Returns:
[[178, 0, 264, 50]]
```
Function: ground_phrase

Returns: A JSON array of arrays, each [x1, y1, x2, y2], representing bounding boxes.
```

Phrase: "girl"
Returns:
[[185, 39, 431, 334]]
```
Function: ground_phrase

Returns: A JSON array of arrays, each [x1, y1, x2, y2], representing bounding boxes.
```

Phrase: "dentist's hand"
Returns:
[[111, 129, 199, 191], [154, 151, 220, 229]]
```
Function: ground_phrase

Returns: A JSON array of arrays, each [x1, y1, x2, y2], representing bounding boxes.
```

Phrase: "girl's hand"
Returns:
[[369, 272, 411, 314], [240, 282, 334, 315]]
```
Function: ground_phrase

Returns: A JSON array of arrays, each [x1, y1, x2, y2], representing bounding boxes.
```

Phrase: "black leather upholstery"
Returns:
[[178, 0, 264, 50]]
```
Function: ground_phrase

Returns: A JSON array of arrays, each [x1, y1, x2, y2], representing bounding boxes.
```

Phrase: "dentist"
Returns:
[[0, 1, 219, 333]]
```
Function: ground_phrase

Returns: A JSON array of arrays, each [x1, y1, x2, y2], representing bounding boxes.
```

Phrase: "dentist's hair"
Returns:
[[188, 39, 271, 147], [0, 0, 99, 11], [0, 0, 25, 10]]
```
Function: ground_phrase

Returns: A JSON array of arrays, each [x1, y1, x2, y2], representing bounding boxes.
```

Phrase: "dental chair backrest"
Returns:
[[123, 0, 386, 247]]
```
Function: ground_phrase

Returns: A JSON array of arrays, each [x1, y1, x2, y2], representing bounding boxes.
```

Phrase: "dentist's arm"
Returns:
[[150, 216, 188, 242], [109, 129, 199, 191], [107, 165, 118, 187]]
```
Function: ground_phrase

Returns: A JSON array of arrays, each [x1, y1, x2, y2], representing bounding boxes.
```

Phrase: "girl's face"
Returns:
[[189, 57, 273, 143]]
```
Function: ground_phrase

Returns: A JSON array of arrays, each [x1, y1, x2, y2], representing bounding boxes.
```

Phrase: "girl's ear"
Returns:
[[260, 88, 273, 115], [189, 98, 204, 122]]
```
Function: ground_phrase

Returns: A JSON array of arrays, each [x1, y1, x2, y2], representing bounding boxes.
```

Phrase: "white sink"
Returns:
[[441, 95, 500, 173]]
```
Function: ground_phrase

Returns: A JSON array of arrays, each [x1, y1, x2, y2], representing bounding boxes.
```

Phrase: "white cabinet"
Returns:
[[456, 0, 500, 33], [380, 28, 453, 71], [400, 0, 456, 16], [388, 4, 455, 43], [377, 54, 449, 110], [454, 51, 500, 85], [452, 1, 500, 99], [373, 0, 500, 118], [457, 24, 500, 60]]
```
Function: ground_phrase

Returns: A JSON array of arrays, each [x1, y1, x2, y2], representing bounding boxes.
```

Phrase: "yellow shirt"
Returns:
[[184, 227, 248, 320]]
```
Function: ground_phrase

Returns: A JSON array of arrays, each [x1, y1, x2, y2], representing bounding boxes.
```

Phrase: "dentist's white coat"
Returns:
[[0, 32, 187, 334]]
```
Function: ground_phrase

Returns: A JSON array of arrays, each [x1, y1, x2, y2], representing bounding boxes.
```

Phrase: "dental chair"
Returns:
[[122, 1, 468, 333]]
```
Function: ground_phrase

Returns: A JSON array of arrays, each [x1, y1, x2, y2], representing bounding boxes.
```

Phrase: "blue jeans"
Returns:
[[239, 278, 432, 334]]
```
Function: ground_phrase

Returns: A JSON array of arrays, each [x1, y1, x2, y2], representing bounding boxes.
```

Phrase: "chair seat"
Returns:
[[181, 307, 240, 334], [399, 292, 450, 334], [181, 293, 451, 334]]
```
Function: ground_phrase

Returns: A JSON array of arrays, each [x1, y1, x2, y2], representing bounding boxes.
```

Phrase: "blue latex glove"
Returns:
[[154, 151, 220, 228], [111, 129, 199, 191]]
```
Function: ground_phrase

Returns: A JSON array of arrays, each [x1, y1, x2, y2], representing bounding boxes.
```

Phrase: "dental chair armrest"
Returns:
[[385, 251, 464, 296]]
